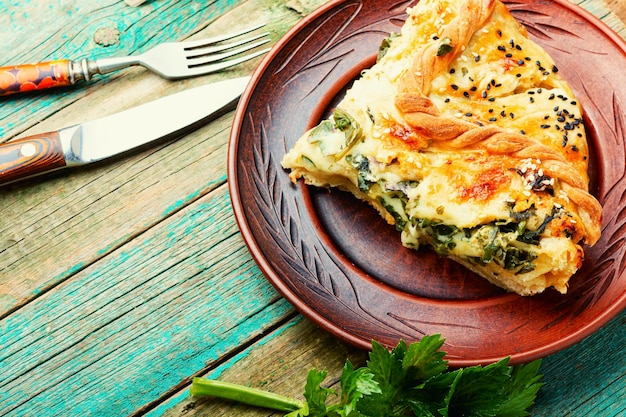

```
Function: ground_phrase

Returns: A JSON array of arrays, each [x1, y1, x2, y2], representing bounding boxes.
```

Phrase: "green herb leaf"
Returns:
[[377, 33, 400, 61], [437, 37, 453, 56], [337, 360, 381, 416], [333, 109, 363, 160], [495, 360, 543, 417], [190, 336, 543, 417], [304, 369, 334, 417], [309, 120, 335, 143]]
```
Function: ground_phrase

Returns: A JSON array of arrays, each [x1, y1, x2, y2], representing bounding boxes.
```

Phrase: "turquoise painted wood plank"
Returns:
[[0, 186, 295, 416], [0, 0, 244, 140], [533, 309, 626, 416], [0, 112, 235, 315], [143, 316, 307, 417], [0, 0, 305, 316], [144, 311, 626, 416]]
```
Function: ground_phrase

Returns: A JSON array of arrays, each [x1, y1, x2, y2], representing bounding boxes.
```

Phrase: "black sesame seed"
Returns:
[[498, 45, 506, 51], [518, 59, 525, 65], [553, 106, 559, 111], [465, 112, 473, 117], [557, 116, 566, 122], [470, 86, 477, 91], [516, 45, 522, 51], [488, 108, 494, 113], [528, 91, 535, 95], [488, 97, 495, 102], [445, 98, 450, 103], [451, 84, 459, 90], [482, 91, 488, 98], [571, 145, 579, 151], [506, 53, 513, 58], [489, 117, 497, 122], [516, 73, 522, 78], [552, 65, 559, 73], [530, 97, 535, 103], [500, 110, 506, 117], [450, 68, 456, 74], [463, 91, 470, 98], [541, 124, 551, 129], [520, 130, 526, 135], [497, 29, 503, 36], [475, 55, 480, 62], [571, 101, 577, 105]]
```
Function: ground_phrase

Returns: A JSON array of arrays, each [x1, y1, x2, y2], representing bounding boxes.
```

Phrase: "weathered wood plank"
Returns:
[[0, 0, 246, 141], [0, 185, 296, 416], [148, 316, 368, 417], [0, 0, 321, 316], [603, 0, 626, 28], [143, 310, 625, 417], [576, 0, 626, 39]]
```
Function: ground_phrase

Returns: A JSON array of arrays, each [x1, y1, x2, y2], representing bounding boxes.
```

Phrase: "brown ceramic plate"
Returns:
[[228, 0, 626, 366]]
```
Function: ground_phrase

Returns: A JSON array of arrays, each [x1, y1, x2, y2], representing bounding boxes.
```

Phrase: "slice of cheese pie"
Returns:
[[281, 0, 602, 295]]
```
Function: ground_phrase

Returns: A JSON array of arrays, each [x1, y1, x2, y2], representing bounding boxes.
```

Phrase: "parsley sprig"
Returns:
[[190, 335, 543, 417]]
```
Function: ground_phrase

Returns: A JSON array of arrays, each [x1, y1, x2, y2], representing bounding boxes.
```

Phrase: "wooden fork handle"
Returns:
[[0, 60, 73, 96]]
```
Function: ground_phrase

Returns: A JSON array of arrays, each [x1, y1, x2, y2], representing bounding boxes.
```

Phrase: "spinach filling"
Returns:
[[412, 218, 540, 275], [333, 109, 363, 160], [408, 203, 564, 274], [343, 149, 560, 275]]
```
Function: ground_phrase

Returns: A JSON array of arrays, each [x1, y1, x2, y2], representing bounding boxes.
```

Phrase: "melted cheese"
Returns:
[[282, 0, 600, 295]]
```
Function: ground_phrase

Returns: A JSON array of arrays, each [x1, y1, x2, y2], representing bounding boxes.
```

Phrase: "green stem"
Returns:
[[190, 377, 306, 412]]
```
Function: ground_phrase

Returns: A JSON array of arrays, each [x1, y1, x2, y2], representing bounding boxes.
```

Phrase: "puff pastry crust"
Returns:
[[281, 0, 602, 295]]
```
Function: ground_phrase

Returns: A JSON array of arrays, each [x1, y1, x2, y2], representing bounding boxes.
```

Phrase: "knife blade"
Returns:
[[0, 76, 250, 186]]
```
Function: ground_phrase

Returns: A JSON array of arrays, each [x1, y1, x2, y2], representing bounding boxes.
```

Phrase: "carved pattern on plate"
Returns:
[[230, 0, 626, 365]]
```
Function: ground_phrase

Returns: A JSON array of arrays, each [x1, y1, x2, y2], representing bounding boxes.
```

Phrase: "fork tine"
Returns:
[[181, 47, 270, 77], [181, 23, 267, 49], [186, 39, 270, 67], [184, 32, 268, 57]]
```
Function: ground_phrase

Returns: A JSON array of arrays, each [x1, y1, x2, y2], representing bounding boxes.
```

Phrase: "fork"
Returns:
[[0, 24, 270, 96]]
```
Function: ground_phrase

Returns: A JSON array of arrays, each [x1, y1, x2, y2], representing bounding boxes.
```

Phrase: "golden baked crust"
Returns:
[[281, 0, 602, 295]]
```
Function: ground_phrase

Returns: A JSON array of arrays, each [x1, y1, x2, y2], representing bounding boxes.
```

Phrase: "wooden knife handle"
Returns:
[[0, 132, 67, 185], [0, 60, 72, 96]]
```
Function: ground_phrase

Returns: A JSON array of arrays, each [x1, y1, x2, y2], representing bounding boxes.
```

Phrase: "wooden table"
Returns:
[[1, 0, 624, 416]]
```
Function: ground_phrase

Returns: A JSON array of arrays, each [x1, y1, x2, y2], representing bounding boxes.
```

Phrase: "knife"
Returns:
[[0, 76, 250, 186]]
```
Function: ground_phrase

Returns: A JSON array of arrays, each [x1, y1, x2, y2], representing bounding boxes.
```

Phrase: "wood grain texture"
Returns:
[[0, 131, 66, 184], [605, 0, 626, 23], [0, 0, 624, 416], [0, 185, 295, 416], [0, 0, 291, 316], [0, 0, 246, 141], [147, 312, 625, 417]]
